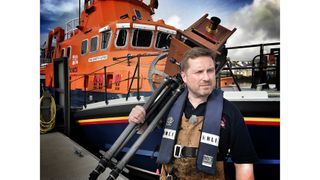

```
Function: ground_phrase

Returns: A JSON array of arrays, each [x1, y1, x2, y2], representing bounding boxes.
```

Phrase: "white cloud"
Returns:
[[41, 0, 78, 16], [151, 0, 279, 60], [152, 1, 227, 31], [224, 0, 280, 60], [165, 15, 182, 29], [40, 0, 280, 61], [226, 0, 280, 45]]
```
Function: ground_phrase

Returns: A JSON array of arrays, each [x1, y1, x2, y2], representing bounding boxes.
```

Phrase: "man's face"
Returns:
[[181, 56, 216, 98]]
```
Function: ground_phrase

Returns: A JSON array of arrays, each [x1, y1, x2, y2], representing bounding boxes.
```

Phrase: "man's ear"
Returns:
[[181, 71, 187, 83]]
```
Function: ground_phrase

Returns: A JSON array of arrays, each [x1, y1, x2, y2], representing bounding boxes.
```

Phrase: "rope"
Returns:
[[40, 94, 56, 134]]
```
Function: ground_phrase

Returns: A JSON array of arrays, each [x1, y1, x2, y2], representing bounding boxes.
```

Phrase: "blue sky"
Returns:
[[40, 0, 280, 60]]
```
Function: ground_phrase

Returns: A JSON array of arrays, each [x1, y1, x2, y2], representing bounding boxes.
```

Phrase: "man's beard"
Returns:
[[189, 85, 215, 98]]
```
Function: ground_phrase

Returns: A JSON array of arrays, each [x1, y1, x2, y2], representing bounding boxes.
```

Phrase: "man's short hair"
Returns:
[[180, 47, 217, 72]]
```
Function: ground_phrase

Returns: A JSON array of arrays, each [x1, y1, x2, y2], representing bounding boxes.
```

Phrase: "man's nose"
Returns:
[[202, 71, 210, 80]]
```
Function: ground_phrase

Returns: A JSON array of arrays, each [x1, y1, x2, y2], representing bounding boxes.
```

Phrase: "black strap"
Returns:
[[174, 145, 198, 158], [181, 147, 198, 157]]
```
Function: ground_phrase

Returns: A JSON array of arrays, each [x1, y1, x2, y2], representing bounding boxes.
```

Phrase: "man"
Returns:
[[129, 47, 257, 179]]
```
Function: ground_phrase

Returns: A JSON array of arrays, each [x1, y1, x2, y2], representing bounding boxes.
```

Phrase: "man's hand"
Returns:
[[234, 163, 254, 180], [128, 105, 146, 124]]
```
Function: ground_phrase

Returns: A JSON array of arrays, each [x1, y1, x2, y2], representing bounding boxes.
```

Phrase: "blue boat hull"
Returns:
[[70, 97, 280, 179]]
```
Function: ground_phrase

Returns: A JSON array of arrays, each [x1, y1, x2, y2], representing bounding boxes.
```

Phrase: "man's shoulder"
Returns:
[[222, 98, 239, 111], [222, 98, 243, 120]]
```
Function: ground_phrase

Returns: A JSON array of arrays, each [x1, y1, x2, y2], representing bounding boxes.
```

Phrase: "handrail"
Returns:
[[223, 42, 280, 91], [113, 53, 162, 101], [126, 55, 141, 101], [65, 18, 79, 39], [226, 42, 280, 50], [70, 58, 129, 83], [69, 58, 129, 108], [226, 59, 241, 91], [69, 52, 163, 107]]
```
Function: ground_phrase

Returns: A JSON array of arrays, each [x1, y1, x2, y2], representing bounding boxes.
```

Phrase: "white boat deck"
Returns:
[[224, 90, 280, 101]]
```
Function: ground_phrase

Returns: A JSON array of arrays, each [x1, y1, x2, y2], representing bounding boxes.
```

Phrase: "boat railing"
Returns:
[[70, 58, 128, 108], [40, 47, 54, 65], [222, 42, 280, 91], [70, 52, 161, 108], [112, 53, 161, 101], [65, 18, 79, 40]]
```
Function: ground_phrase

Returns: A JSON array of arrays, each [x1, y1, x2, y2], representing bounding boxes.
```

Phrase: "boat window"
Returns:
[[155, 32, 171, 49], [66, 46, 71, 60], [132, 29, 152, 47], [134, 9, 142, 20], [90, 36, 98, 53], [101, 30, 111, 50], [116, 29, 128, 47], [60, 48, 65, 58], [81, 39, 88, 55], [51, 50, 54, 59]]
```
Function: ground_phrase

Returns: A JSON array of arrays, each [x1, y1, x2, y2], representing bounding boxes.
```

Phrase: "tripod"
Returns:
[[89, 75, 184, 180]]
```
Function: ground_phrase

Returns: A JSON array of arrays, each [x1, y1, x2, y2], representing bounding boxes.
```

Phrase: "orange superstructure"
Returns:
[[40, 0, 236, 107], [41, 0, 175, 96]]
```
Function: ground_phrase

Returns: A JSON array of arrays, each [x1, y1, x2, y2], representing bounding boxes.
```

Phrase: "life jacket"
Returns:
[[156, 88, 224, 175]]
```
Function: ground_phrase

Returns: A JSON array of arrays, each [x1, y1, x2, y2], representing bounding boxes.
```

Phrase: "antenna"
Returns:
[[78, 0, 81, 27]]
